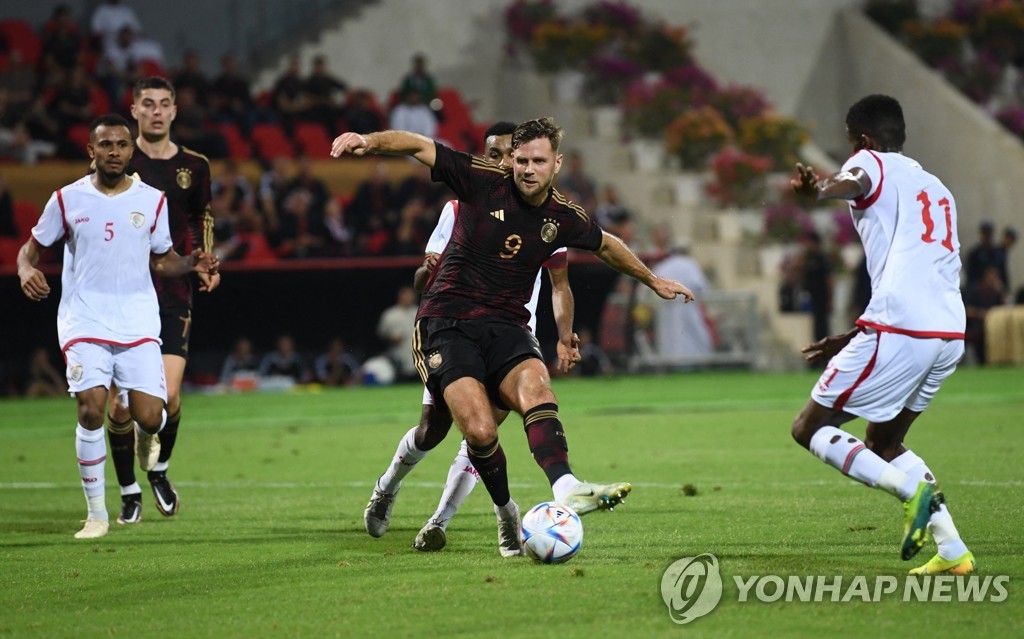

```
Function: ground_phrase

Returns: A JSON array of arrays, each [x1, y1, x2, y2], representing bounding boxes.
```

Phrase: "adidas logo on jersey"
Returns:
[[490, 209, 505, 221]]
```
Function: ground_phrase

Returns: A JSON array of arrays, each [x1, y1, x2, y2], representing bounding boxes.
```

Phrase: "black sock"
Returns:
[[157, 409, 181, 464], [106, 414, 137, 489], [523, 403, 572, 485], [466, 438, 511, 507]]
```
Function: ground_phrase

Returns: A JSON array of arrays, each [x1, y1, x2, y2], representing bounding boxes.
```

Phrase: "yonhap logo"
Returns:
[[661, 554, 723, 624]]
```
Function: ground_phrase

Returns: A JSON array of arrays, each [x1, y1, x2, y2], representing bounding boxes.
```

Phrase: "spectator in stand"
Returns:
[[41, 5, 83, 73], [259, 334, 310, 383], [210, 53, 253, 129], [0, 51, 37, 108], [965, 220, 998, 287], [398, 53, 437, 104], [272, 56, 306, 132], [258, 156, 294, 235], [346, 160, 394, 237], [211, 158, 255, 248], [965, 266, 1005, 365], [96, 26, 164, 106], [557, 150, 598, 213], [650, 235, 715, 363], [304, 55, 347, 135], [376, 286, 419, 380], [173, 50, 210, 107], [994, 226, 1017, 294], [321, 196, 352, 257], [595, 184, 635, 245], [285, 155, 330, 216], [343, 89, 383, 134], [172, 86, 228, 159], [314, 337, 361, 386], [219, 336, 260, 386], [271, 189, 327, 258], [389, 88, 436, 139], [0, 91, 56, 165], [25, 346, 67, 397], [91, 0, 142, 57], [599, 277, 636, 369], [389, 196, 430, 256], [800, 230, 833, 346], [49, 64, 95, 158]]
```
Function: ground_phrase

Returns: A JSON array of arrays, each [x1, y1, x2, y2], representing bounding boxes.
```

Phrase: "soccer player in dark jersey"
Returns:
[[107, 77, 218, 525], [363, 121, 579, 554], [332, 118, 694, 556]]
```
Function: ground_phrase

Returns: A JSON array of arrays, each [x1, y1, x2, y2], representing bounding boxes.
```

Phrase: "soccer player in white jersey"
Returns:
[[790, 95, 973, 575], [16, 114, 218, 539], [364, 121, 582, 554]]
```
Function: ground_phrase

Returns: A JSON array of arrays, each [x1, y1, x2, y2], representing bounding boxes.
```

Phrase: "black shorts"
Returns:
[[413, 317, 542, 410], [160, 307, 192, 359]]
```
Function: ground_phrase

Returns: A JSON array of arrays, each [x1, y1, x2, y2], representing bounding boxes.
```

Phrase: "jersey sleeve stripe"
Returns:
[[552, 192, 589, 221], [470, 157, 506, 175], [151, 193, 167, 233], [56, 188, 69, 238], [851, 150, 884, 211]]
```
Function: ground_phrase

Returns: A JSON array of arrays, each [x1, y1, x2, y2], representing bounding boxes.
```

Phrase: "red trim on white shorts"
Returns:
[[851, 150, 884, 211], [61, 337, 160, 362], [833, 331, 881, 412], [855, 319, 964, 340]]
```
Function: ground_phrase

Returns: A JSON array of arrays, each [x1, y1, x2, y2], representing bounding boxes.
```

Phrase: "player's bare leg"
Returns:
[[445, 377, 522, 557], [791, 399, 940, 560], [74, 387, 112, 539], [147, 353, 186, 516], [499, 359, 631, 515], [865, 410, 973, 574]]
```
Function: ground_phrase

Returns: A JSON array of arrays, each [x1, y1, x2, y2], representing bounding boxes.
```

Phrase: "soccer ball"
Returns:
[[522, 502, 583, 564]]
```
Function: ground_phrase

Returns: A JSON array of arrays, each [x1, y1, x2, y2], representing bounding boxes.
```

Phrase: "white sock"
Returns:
[[495, 498, 518, 520], [552, 473, 580, 502], [891, 450, 969, 559], [429, 439, 479, 530], [119, 482, 142, 497], [378, 426, 427, 494], [152, 461, 169, 472], [809, 426, 918, 500], [75, 424, 108, 520]]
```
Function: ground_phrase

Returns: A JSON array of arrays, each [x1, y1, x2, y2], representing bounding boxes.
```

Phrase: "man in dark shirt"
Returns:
[[107, 76, 218, 525], [332, 118, 693, 556]]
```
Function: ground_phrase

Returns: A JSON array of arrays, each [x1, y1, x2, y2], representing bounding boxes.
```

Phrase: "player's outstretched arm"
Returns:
[[330, 130, 436, 167], [151, 248, 220, 279], [594, 231, 694, 302], [16, 239, 49, 301], [548, 266, 580, 373], [791, 163, 870, 201]]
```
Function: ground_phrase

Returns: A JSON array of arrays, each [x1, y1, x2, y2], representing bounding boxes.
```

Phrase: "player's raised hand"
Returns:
[[556, 332, 582, 373], [651, 277, 694, 302], [19, 266, 50, 301], [330, 132, 369, 158], [791, 162, 819, 197]]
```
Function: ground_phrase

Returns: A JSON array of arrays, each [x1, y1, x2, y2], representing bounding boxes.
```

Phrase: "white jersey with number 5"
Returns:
[[425, 200, 567, 334], [32, 176, 171, 352], [841, 150, 965, 338]]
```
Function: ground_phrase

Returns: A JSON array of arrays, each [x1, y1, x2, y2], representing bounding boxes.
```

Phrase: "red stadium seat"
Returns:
[[0, 237, 21, 265], [0, 20, 41, 68], [13, 200, 40, 237], [293, 122, 332, 158], [89, 86, 110, 116], [67, 124, 91, 156], [215, 122, 251, 160], [250, 123, 294, 160], [140, 59, 167, 78]]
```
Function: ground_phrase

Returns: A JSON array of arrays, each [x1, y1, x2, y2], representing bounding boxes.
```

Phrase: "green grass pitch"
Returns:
[[1, 368, 1021, 638]]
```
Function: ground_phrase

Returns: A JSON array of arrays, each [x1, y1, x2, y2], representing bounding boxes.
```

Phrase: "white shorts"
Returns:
[[422, 385, 433, 406], [64, 340, 167, 402], [811, 329, 963, 423]]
